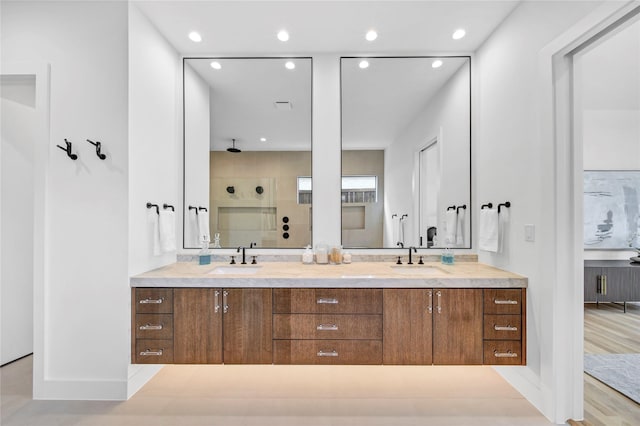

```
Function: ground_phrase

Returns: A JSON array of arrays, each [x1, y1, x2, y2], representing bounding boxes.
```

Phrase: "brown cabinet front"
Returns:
[[274, 340, 382, 364], [173, 288, 222, 364], [483, 340, 523, 365], [135, 288, 173, 314], [274, 314, 382, 340], [273, 288, 382, 314], [223, 288, 273, 364], [135, 339, 174, 364]]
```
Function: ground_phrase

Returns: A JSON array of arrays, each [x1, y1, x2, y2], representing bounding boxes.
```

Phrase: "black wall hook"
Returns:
[[57, 139, 78, 160], [456, 204, 467, 214], [189, 205, 199, 215], [446, 205, 456, 211], [498, 201, 511, 214], [146, 202, 159, 215], [481, 203, 493, 209], [198, 206, 208, 212], [86, 139, 106, 160], [163, 203, 174, 211]]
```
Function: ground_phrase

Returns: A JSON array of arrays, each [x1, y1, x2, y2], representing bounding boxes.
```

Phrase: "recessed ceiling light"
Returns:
[[277, 30, 290, 42], [260, 137, 267, 142], [452, 29, 466, 40], [188, 31, 202, 42], [365, 30, 378, 41], [359, 60, 369, 69], [210, 61, 222, 70], [431, 60, 443, 69], [285, 61, 295, 70]]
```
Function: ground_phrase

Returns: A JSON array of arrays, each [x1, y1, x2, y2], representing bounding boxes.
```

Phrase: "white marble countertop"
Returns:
[[130, 261, 527, 289]]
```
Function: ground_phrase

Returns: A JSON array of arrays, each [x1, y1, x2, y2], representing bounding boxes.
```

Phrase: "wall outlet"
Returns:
[[524, 224, 535, 242]]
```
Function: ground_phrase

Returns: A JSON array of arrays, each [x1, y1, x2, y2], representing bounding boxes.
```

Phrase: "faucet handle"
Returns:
[[418, 256, 424, 265], [230, 256, 236, 265], [251, 256, 257, 265], [396, 256, 402, 265]]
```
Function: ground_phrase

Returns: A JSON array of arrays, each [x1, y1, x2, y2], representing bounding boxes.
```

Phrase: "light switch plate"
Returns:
[[525, 224, 535, 242]]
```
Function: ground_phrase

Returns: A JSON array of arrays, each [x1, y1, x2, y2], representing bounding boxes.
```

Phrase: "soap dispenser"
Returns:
[[199, 235, 211, 265], [302, 245, 314, 264]]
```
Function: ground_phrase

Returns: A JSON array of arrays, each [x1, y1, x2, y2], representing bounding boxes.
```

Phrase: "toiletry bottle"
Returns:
[[212, 232, 221, 249], [302, 245, 314, 264], [342, 251, 352, 264], [199, 236, 211, 265], [315, 244, 329, 264]]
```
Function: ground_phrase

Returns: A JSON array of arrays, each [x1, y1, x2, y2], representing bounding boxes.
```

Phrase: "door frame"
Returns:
[[1, 61, 50, 395]]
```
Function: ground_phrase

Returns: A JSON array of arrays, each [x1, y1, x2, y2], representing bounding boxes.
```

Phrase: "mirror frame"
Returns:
[[182, 56, 314, 250], [339, 55, 472, 250]]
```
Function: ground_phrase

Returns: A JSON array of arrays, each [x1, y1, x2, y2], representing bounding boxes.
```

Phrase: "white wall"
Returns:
[[1, 1, 130, 398], [474, 1, 602, 422], [385, 63, 471, 248], [183, 63, 210, 249], [129, 4, 180, 276], [1, 76, 35, 365]]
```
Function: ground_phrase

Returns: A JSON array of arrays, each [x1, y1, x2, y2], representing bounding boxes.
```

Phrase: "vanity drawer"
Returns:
[[135, 288, 173, 314], [483, 340, 522, 365], [135, 339, 174, 364], [273, 314, 382, 340], [483, 315, 521, 340], [273, 339, 382, 364], [484, 289, 522, 315], [135, 314, 173, 340], [273, 289, 382, 314]]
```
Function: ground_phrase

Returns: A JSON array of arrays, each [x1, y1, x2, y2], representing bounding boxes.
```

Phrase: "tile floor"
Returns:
[[2, 356, 551, 426]]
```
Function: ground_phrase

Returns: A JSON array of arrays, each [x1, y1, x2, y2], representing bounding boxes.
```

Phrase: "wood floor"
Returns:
[[583, 302, 640, 426]]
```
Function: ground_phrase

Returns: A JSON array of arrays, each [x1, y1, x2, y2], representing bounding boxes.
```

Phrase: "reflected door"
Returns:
[[419, 139, 440, 248]]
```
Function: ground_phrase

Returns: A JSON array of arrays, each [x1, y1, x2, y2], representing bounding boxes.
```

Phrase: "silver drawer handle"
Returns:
[[317, 298, 339, 304], [139, 297, 164, 304], [317, 350, 339, 357], [494, 350, 518, 358], [139, 349, 163, 356], [317, 323, 338, 331], [139, 324, 163, 331], [494, 299, 518, 305], [494, 325, 518, 332]]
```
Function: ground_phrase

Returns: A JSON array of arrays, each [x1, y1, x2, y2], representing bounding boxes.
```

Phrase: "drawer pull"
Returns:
[[140, 349, 163, 356], [316, 323, 338, 331], [494, 299, 518, 305], [494, 324, 518, 332], [317, 298, 339, 304], [139, 297, 164, 304], [317, 350, 339, 357], [494, 350, 518, 358], [139, 324, 163, 331]]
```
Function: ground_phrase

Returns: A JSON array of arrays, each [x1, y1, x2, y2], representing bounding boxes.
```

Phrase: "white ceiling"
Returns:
[[136, 1, 520, 151]]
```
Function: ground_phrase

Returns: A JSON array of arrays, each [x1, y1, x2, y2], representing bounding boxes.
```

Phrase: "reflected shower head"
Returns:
[[227, 138, 241, 153]]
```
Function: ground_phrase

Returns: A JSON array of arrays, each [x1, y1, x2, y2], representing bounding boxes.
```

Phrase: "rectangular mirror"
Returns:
[[341, 56, 471, 249], [183, 57, 312, 249]]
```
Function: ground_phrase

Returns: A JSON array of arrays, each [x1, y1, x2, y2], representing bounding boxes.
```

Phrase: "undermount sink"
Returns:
[[389, 265, 447, 275], [208, 265, 263, 275]]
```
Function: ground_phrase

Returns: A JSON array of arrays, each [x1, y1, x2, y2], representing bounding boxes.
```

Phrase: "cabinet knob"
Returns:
[[493, 350, 518, 358], [317, 350, 339, 357], [493, 324, 518, 332], [139, 349, 164, 356], [317, 298, 339, 304], [139, 324, 163, 331], [316, 323, 338, 331], [139, 297, 164, 304]]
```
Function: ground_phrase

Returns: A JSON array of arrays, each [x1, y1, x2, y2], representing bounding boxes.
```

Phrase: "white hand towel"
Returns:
[[479, 208, 499, 252], [456, 208, 465, 246], [150, 212, 161, 256], [197, 210, 210, 244], [444, 209, 457, 246], [159, 210, 176, 253], [498, 208, 509, 253]]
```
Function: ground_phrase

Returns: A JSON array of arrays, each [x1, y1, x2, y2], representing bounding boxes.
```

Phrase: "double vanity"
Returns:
[[131, 260, 527, 367]]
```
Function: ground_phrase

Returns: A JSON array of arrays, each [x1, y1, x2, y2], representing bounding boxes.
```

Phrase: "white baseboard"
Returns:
[[127, 364, 163, 399]]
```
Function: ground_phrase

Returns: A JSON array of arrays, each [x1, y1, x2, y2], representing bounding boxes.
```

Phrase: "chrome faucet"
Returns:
[[408, 247, 417, 265]]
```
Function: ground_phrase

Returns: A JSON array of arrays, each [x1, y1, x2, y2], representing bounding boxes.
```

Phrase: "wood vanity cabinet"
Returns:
[[272, 288, 383, 364], [383, 289, 483, 365], [133, 288, 272, 364], [482, 289, 526, 365]]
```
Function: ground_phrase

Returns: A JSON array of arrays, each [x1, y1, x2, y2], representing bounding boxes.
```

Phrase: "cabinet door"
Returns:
[[599, 267, 633, 302], [433, 289, 483, 365], [383, 289, 432, 365], [584, 267, 601, 302], [223, 288, 273, 364], [173, 288, 222, 364]]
